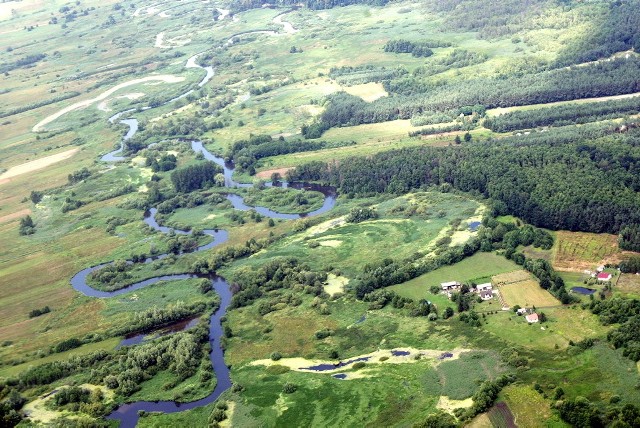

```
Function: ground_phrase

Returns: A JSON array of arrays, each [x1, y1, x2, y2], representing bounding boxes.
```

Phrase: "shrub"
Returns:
[[282, 382, 297, 394], [270, 352, 282, 361]]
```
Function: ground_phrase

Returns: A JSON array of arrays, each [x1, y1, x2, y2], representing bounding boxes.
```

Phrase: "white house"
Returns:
[[476, 283, 492, 292], [440, 281, 461, 291]]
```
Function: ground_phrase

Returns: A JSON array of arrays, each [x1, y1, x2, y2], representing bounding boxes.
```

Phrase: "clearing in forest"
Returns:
[[553, 231, 623, 271]]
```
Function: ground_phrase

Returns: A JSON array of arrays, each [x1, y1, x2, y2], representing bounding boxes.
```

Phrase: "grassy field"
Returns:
[[389, 253, 519, 300], [499, 384, 563, 428], [481, 306, 608, 351], [493, 270, 560, 308], [1, 0, 639, 426], [223, 192, 483, 280], [615, 273, 640, 298]]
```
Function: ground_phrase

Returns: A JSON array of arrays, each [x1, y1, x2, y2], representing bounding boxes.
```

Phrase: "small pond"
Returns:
[[571, 286, 596, 295]]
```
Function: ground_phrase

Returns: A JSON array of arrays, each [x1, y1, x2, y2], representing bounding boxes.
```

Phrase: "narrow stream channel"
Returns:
[[71, 51, 338, 427]]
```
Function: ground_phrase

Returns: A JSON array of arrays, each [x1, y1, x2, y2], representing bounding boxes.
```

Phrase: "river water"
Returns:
[[71, 51, 337, 427]]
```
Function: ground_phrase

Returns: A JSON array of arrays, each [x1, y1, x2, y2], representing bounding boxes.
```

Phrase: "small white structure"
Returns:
[[517, 308, 528, 315], [440, 281, 461, 291], [476, 283, 492, 292]]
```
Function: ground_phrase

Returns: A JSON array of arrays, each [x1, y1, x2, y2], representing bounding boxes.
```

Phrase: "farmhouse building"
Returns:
[[440, 281, 461, 291], [596, 272, 612, 282], [476, 283, 492, 292], [525, 313, 539, 323], [479, 290, 493, 300]]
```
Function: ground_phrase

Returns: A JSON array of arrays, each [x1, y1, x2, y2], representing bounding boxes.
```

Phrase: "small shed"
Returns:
[[440, 281, 461, 291]]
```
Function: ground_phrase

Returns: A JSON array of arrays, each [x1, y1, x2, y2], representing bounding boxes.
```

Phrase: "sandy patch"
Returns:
[[303, 216, 346, 237], [97, 92, 145, 112], [33, 76, 185, 132], [318, 239, 342, 248], [273, 12, 298, 34], [219, 401, 235, 427], [297, 104, 324, 117], [343, 82, 388, 102], [0, 208, 32, 224], [155, 32, 191, 49], [205, 214, 218, 220], [251, 347, 470, 374], [437, 396, 473, 414], [0, 148, 79, 182], [133, 4, 160, 17], [324, 273, 348, 296], [255, 167, 294, 179], [274, 393, 289, 417], [23, 384, 113, 424]]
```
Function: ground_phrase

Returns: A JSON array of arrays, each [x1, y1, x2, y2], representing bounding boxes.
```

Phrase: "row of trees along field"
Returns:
[[228, 0, 387, 12], [484, 97, 640, 133], [304, 58, 640, 136], [291, 123, 640, 234], [225, 134, 354, 174]]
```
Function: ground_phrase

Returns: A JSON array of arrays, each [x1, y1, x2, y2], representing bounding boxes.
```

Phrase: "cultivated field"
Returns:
[[496, 275, 560, 308], [552, 231, 623, 271]]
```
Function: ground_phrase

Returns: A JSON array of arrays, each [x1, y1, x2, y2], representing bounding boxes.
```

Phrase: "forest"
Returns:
[[290, 124, 640, 234], [310, 58, 640, 133], [484, 97, 640, 133]]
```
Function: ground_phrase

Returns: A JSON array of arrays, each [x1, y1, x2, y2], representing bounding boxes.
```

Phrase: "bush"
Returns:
[[282, 382, 297, 394], [270, 352, 282, 361]]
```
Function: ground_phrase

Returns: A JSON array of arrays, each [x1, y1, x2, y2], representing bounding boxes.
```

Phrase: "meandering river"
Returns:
[[71, 49, 337, 427]]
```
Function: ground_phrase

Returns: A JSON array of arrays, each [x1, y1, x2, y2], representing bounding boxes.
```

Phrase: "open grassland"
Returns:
[[390, 253, 519, 300], [615, 273, 640, 298], [482, 306, 608, 351], [223, 192, 482, 280], [528, 343, 640, 406], [499, 384, 564, 428], [0, 337, 120, 378], [552, 231, 623, 271]]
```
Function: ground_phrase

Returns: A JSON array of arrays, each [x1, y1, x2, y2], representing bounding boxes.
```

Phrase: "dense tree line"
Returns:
[[620, 256, 640, 274], [590, 297, 640, 361], [424, 0, 552, 39], [618, 224, 640, 252], [289, 124, 640, 234], [0, 91, 80, 119], [484, 97, 640, 132], [228, 0, 387, 12], [171, 161, 222, 193], [383, 40, 434, 58], [0, 53, 46, 74], [556, 0, 640, 66], [558, 397, 640, 427], [328, 65, 407, 86], [226, 134, 354, 173], [412, 49, 488, 78], [310, 58, 640, 132]]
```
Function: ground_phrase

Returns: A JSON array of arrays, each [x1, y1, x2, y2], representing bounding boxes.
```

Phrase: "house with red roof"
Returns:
[[525, 313, 539, 323], [597, 272, 612, 282]]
